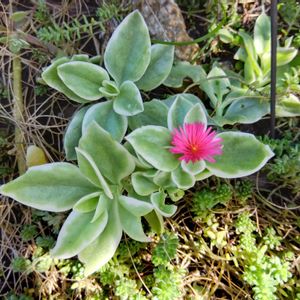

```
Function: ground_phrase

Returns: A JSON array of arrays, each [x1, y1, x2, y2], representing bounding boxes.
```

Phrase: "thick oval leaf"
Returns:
[[223, 96, 269, 125], [254, 13, 271, 56], [163, 61, 206, 87], [124, 142, 153, 170], [76, 148, 113, 199], [136, 44, 174, 91], [195, 169, 213, 180], [181, 160, 206, 175], [153, 171, 176, 188], [70, 54, 89, 61], [239, 31, 262, 78], [184, 103, 207, 127], [79, 122, 135, 184], [163, 93, 202, 108], [276, 94, 300, 117], [104, 10, 151, 84], [73, 192, 101, 213], [261, 47, 298, 74], [126, 126, 179, 172], [128, 99, 168, 130], [151, 191, 177, 217], [167, 96, 194, 131], [98, 80, 120, 98], [206, 66, 231, 104], [82, 101, 127, 143], [113, 81, 144, 116], [206, 132, 274, 178], [91, 193, 110, 223], [51, 210, 108, 259], [119, 204, 151, 242], [144, 210, 164, 234], [131, 170, 158, 196], [118, 195, 153, 217], [64, 106, 91, 160], [78, 200, 122, 276], [57, 61, 109, 101], [26, 145, 48, 167], [0, 163, 97, 212], [41, 58, 88, 103], [171, 166, 196, 190]]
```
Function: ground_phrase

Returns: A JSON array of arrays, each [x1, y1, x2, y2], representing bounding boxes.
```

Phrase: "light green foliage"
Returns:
[[152, 232, 179, 266], [42, 11, 175, 156], [192, 183, 232, 216], [34, 0, 50, 23], [37, 15, 103, 46], [262, 228, 282, 250], [202, 213, 228, 249], [20, 225, 37, 241], [152, 266, 186, 300], [11, 257, 31, 273], [235, 213, 292, 300], [235, 179, 253, 203], [1, 11, 276, 276], [278, 0, 300, 28], [206, 132, 274, 178], [262, 132, 300, 194], [35, 236, 55, 249]]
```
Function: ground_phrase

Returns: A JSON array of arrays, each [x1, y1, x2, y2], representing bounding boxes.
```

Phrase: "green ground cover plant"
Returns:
[[0, 1, 299, 299]]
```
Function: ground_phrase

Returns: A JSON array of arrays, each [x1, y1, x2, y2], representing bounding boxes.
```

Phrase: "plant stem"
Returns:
[[13, 54, 26, 175]]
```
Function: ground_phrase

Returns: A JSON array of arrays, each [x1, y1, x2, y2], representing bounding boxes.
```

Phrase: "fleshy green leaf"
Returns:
[[82, 101, 127, 143], [163, 93, 202, 108], [151, 191, 177, 217], [206, 132, 274, 178], [79, 200, 122, 276], [128, 99, 169, 130], [76, 148, 113, 199], [0, 163, 97, 212], [118, 195, 153, 217], [184, 103, 207, 127], [276, 94, 300, 117], [239, 31, 262, 79], [79, 122, 135, 184], [206, 66, 230, 103], [195, 169, 213, 180], [254, 13, 271, 56], [126, 126, 179, 172], [144, 210, 164, 234], [41, 58, 89, 103], [163, 61, 206, 87], [57, 61, 109, 100], [136, 44, 174, 91], [98, 80, 120, 98], [171, 166, 196, 189], [167, 96, 194, 131], [51, 210, 108, 259], [91, 193, 110, 223], [118, 204, 151, 242], [104, 10, 151, 84], [64, 106, 91, 160], [181, 160, 206, 175], [113, 81, 144, 116], [71, 54, 90, 61], [223, 96, 269, 125], [73, 192, 101, 212], [153, 171, 175, 188], [131, 170, 158, 196], [261, 47, 298, 74]]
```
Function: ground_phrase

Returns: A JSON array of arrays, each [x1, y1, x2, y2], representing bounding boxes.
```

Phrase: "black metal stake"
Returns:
[[270, 0, 278, 138]]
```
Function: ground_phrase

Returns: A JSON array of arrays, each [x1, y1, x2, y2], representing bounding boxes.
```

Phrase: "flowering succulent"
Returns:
[[170, 123, 223, 163], [0, 11, 275, 275]]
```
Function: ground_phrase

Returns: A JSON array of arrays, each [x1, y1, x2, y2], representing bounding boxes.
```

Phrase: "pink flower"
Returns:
[[170, 123, 223, 163]]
